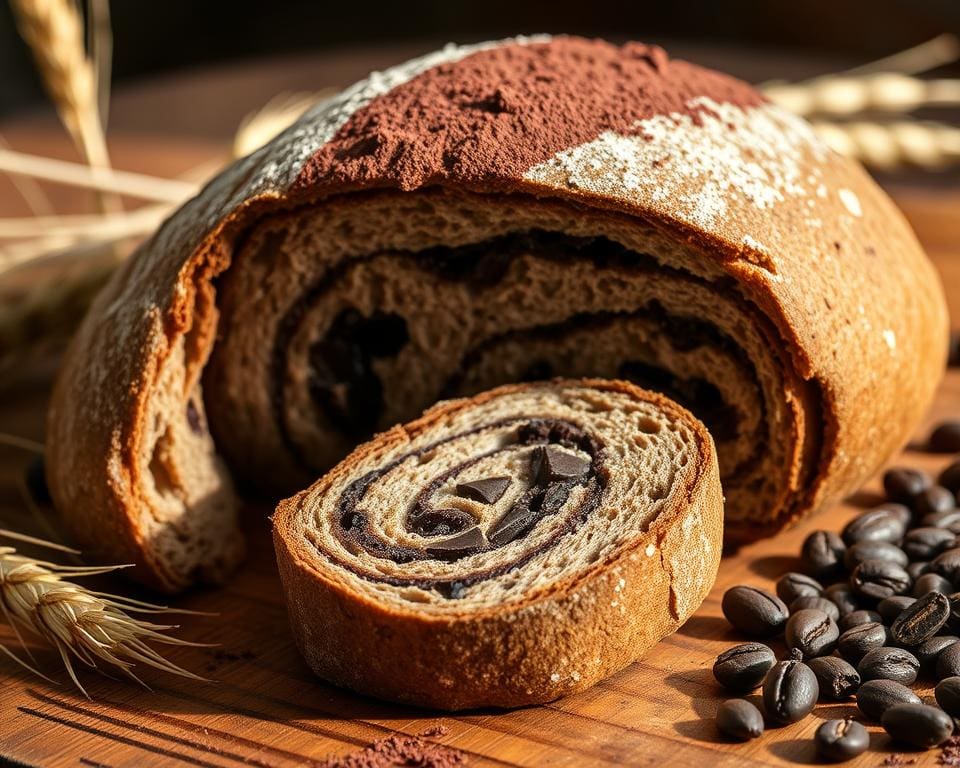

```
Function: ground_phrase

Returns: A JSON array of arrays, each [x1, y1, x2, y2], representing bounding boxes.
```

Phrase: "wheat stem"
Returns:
[[0, 148, 197, 202], [844, 33, 960, 76], [0, 433, 44, 453]]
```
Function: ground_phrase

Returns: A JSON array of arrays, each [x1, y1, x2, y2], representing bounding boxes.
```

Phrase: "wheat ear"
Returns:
[[10, 0, 118, 213], [811, 119, 960, 170], [763, 73, 960, 117], [0, 532, 211, 698]]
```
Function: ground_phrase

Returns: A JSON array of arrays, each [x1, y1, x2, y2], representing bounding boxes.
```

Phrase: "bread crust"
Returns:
[[45, 36, 948, 591], [272, 379, 723, 709]]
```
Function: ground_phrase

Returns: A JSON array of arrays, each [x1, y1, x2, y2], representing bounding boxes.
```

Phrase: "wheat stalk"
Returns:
[[0, 530, 210, 698]]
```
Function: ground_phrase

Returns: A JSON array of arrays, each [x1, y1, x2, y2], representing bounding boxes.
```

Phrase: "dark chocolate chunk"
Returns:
[[186, 399, 204, 434], [456, 476, 511, 504], [488, 504, 538, 546], [307, 308, 408, 438], [425, 526, 487, 558], [436, 580, 468, 599], [412, 508, 475, 537], [532, 446, 589, 483]]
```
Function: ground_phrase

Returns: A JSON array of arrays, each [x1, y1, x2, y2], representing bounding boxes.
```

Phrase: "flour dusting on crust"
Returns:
[[525, 98, 828, 236]]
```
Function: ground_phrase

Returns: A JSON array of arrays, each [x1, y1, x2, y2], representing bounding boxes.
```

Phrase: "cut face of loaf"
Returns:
[[207, 191, 811, 535], [273, 379, 723, 708], [45, 36, 948, 592]]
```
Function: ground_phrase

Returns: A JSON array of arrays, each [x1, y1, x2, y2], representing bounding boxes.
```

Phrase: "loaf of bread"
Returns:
[[272, 379, 722, 708], [46, 36, 948, 592]]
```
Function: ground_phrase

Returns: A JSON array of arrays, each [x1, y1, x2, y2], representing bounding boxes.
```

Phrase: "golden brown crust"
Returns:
[[272, 379, 724, 709], [45, 36, 947, 591]]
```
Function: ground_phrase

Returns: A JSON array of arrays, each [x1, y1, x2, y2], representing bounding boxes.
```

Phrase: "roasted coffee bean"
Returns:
[[916, 635, 959, 671], [856, 679, 922, 721], [879, 502, 914, 528], [824, 583, 859, 617], [851, 560, 911, 600], [913, 572, 954, 597], [913, 485, 957, 517], [721, 586, 790, 637], [925, 509, 960, 529], [882, 703, 954, 748], [940, 459, 960, 496], [712, 643, 777, 692], [908, 560, 934, 580], [790, 596, 840, 622], [843, 507, 907, 545], [840, 609, 882, 632], [801, 530, 846, 580], [891, 592, 950, 645], [762, 652, 819, 724], [844, 540, 909, 571], [904, 527, 957, 561], [814, 718, 869, 762], [785, 609, 839, 658], [878, 595, 917, 623], [935, 548, 960, 583], [857, 647, 919, 685], [884, 467, 932, 504], [715, 699, 764, 741], [930, 421, 960, 453], [935, 676, 960, 717], [838, 622, 889, 664], [807, 656, 860, 700], [776, 572, 823, 604], [937, 641, 960, 679]]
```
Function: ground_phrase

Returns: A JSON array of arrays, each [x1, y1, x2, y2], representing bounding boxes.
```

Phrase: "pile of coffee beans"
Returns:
[[712, 428, 960, 762]]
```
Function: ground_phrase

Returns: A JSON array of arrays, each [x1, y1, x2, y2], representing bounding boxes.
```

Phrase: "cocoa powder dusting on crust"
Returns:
[[318, 733, 465, 768], [295, 36, 764, 193]]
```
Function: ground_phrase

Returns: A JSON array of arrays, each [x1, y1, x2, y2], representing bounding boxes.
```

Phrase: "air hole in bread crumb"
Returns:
[[636, 417, 661, 434], [148, 428, 178, 501], [647, 484, 669, 501]]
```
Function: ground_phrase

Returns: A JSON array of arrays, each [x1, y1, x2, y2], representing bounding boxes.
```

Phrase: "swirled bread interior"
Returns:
[[206, 189, 815, 543], [283, 380, 713, 611]]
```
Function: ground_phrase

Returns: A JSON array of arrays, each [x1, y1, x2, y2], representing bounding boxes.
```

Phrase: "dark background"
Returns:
[[2, 0, 960, 118]]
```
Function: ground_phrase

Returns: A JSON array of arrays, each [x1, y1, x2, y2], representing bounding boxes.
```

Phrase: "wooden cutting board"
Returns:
[[1, 45, 959, 768]]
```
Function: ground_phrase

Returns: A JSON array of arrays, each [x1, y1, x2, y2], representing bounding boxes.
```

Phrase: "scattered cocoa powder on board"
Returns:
[[318, 732, 465, 768]]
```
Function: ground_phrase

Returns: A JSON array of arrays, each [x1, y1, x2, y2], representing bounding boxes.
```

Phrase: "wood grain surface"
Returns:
[[1, 44, 958, 768]]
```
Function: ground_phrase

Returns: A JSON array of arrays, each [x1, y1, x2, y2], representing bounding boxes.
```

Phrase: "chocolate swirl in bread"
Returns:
[[46, 36, 948, 592], [273, 379, 723, 708]]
